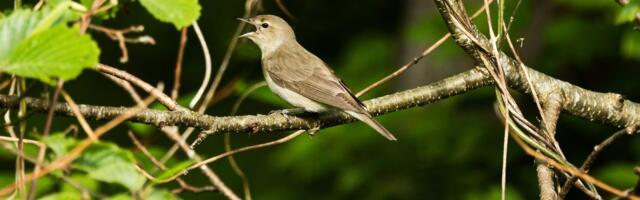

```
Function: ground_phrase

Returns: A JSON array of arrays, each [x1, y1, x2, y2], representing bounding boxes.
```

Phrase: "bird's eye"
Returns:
[[261, 23, 269, 28]]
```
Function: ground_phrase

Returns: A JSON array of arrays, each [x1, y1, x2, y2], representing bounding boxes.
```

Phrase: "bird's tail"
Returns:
[[345, 111, 397, 141]]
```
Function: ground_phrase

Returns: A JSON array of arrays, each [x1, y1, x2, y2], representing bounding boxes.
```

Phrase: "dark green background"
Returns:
[[1, 0, 640, 199]]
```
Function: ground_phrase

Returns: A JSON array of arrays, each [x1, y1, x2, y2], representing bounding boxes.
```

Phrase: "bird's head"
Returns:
[[238, 15, 295, 54]]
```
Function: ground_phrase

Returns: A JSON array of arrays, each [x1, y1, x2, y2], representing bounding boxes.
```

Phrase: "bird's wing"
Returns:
[[264, 50, 366, 113]]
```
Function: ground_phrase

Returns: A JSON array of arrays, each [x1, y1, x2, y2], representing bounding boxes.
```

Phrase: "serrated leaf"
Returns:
[[0, 6, 94, 83], [139, 0, 200, 29], [75, 142, 146, 192], [1, 25, 99, 83]]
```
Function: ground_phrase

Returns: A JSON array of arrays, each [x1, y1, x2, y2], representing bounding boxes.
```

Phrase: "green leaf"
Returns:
[[127, 122, 155, 136], [139, 0, 200, 29], [74, 142, 146, 192], [40, 191, 82, 200], [108, 193, 133, 200], [60, 174, 100, 194], [0, 6, 97, 83], [155, 160, 195, 181], [0, 9, 47, 59], [622, 30, 640, 60], [147, 189, 180, 200], [43, 132, 77, 159], [595, 163, 638, 188], [1, 25, 99, 83], [615, 4, 640, 24]]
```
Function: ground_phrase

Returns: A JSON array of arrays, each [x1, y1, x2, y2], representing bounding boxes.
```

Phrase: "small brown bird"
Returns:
[[239, 15, 397, 141]]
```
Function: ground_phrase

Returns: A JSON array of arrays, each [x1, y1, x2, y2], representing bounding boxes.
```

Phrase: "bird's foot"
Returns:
[[306, 126, 321, 136], [269, 108, 307, 116]]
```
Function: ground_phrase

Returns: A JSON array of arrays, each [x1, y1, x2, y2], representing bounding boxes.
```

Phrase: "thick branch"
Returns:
[[433, 0, 640, 130], [0, 69, 492, 134]]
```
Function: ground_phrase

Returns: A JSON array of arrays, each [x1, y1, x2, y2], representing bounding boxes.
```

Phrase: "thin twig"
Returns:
[[128, 132, 215, 194], [558, 128, 631, 199], [88, 24, 155, 63], [274, 0, 296, 20], [188, 22, 213, 108], [356, 1, 491, 97], [509, 125, 639, 200], [0, 95, 157, 196], [16, 78, 27, 199], [632, 167, 640, 195], [102, 74, 144, 104], [162, 130, 306, 183], [0, 79, 12, 91], [61, 91, 96, 139], [27, 79, 64, 200], [172, 28, 189, 101], [225, 82, 266, 200], [98, 64, 179, 111], [159, 0, 259, 181], [104, 70, 233, 198]]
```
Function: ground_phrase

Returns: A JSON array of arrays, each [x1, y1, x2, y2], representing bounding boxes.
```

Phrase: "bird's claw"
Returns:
[[306, 126, 320, 136], [269, 108, 306, 116]]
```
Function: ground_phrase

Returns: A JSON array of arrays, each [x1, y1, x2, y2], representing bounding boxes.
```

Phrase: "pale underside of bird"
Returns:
[[239, 15, 397, 141]]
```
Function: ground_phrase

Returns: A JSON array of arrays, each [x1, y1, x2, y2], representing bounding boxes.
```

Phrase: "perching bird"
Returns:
[[238, 15, 397, 141]]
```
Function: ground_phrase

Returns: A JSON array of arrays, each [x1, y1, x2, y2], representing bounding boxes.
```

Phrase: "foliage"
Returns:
[[139, 0, 201, 29], [0, 4, 98, 83]]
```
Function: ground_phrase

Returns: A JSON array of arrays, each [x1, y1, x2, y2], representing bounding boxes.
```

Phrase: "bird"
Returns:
[[238, 15, 397, 141]]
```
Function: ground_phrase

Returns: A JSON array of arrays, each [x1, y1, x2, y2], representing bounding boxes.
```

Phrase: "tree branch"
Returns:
[[0, 53, 639, 139], [0, 68, 491, 135], [433, 0, 640, 130]]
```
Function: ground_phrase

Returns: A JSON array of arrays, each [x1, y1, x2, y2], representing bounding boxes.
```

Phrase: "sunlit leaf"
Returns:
[[0, 6, 98, 83], [1, 25, 99, 83], [139, 0, 201, 29]]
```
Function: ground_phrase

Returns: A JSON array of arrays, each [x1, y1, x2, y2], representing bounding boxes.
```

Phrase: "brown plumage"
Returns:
[[239, 15, 397, 141]]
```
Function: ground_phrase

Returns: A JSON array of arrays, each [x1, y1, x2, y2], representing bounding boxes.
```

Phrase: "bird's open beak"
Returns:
[[237, 18, 256, 38]]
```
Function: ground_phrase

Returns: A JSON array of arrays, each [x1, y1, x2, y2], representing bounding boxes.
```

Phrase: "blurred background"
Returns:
[[1, 0, 640, 199]]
